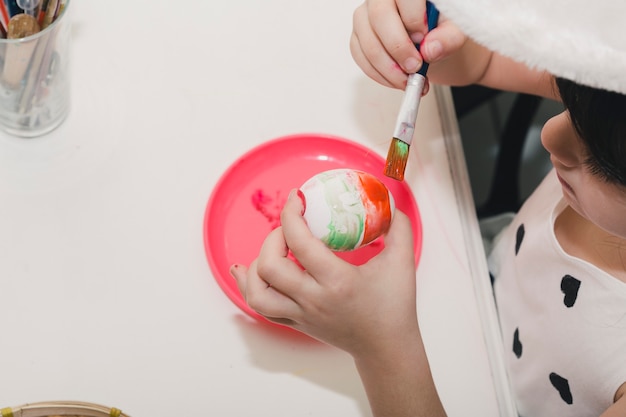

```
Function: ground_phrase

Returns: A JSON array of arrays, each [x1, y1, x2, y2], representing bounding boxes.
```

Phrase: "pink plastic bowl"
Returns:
[[203, 133, 422, 322]]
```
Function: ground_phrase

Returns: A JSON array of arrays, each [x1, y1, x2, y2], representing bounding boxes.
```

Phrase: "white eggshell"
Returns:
[[299, 169, 395, 251]]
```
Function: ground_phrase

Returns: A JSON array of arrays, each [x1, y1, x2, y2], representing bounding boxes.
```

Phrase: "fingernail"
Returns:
[[296, 189, 306, 215], [288, 189, 306, 215], [403, 57, 420, 73], [410, 32, 424, 45], [425, 40, 442, 61], [229, 264, 240, 277]]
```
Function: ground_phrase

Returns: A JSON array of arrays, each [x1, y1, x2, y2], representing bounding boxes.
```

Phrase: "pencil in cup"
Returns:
[[41, 0, 60, 29], [384, 1, 440, 181], [37, 0, 51, 26], [0, 0, 69, 136], [17, 17, 55, 115], [2, 12, 40, 88], [0, 2, 8, 38]]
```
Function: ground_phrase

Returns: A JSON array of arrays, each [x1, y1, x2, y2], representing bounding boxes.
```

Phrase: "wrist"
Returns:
[[352, 325, 447, 417]]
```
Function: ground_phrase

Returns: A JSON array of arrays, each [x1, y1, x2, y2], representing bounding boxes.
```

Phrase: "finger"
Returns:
[[367, 0, 423, 73], [350, 32, 398, 88], [230, 263, 249, 296], [230, 233, 303, 320], [420, 20, 467, 63], [244, 258, 303, 320], [397, 0, 427, 36], [281, 189, 351, 282], [255, 225, 311, 298], [351, 6, 409, 89]]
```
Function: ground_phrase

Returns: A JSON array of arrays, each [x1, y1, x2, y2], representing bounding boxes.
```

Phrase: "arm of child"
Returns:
[[600, 384, 626, 417], [353, 323, 447, 417], [351, 0, 559, 99], [230, 189, 447, 417]]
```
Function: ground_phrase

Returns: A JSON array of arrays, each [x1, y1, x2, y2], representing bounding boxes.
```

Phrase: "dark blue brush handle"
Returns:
[[417, 1, 440, 76]]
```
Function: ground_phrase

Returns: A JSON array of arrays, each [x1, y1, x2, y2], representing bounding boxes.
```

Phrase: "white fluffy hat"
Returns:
[[432, 0, 626, 94]]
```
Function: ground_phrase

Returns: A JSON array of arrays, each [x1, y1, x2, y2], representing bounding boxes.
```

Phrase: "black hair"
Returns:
[[555, 77, 626, 187]]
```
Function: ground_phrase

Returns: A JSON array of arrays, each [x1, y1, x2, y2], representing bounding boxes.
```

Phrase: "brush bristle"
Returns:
[[384, 138, 410, 181]]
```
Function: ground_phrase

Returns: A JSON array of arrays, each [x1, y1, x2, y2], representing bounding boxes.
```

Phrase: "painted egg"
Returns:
[[299, 169, 395, 251]]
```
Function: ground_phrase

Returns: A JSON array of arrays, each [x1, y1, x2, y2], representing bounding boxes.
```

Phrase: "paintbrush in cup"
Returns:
[[384, 1, 439, 181]]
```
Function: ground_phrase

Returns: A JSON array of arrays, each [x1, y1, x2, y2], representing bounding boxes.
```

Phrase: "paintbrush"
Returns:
[[384, 1, 439, 181]]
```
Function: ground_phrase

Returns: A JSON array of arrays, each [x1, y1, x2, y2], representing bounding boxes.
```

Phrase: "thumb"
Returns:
[[379, 210, 416, 266], [421, 20, 467, 63]]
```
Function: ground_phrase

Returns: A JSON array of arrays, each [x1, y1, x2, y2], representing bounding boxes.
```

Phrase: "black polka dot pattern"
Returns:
[[512, 327, 522, 358], [511, 222, 577, 406], [515, 224, 525, 255], [560, 275, 581, 308], [550, 372, 573, 404]]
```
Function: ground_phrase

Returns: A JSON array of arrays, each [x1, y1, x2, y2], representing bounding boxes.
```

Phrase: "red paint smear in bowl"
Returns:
[[203, 133, 422, 323]]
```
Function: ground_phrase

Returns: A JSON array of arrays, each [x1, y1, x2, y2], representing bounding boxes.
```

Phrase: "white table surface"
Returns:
[[0, 1, 511, 416]]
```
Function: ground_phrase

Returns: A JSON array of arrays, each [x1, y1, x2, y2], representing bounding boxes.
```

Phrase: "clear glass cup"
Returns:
[[0, 0, 71, 138]]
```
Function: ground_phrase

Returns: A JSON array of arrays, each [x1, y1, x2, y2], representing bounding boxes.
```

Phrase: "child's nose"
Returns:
[[540, 112, 585, 168]]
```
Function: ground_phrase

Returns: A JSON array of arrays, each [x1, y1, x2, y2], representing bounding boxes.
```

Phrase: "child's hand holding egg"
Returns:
[[299, 169, 395, 251]]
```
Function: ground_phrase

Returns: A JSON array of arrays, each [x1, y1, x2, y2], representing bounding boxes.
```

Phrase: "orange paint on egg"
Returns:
[[357, 171, 393, 246]]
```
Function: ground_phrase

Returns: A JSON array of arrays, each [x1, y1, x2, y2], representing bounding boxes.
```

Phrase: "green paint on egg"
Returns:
[[316, 170, 366, 251]]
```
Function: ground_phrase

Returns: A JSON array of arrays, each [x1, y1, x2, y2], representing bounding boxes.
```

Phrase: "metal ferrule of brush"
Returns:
[[392, 72, 425, 145]]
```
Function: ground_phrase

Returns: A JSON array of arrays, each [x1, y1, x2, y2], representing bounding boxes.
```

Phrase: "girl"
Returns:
[[232, 0, 626, 415]]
